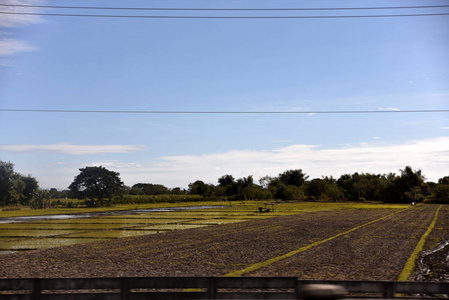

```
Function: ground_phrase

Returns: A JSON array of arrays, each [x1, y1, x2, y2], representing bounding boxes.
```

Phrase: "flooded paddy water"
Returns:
[[0, 204, 283, 254]]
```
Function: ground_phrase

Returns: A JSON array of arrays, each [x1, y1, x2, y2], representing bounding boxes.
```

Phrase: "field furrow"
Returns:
[[249, 205, 440, 280]]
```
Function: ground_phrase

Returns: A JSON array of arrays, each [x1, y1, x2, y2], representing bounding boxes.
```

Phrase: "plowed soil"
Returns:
[[0, 205, 446, 281]]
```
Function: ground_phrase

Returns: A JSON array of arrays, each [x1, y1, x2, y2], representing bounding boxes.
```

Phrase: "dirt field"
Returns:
[[0, 204, 446, 281]]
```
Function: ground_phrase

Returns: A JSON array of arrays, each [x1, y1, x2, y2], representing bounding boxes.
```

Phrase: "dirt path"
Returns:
[[0, 206, 442, 281]]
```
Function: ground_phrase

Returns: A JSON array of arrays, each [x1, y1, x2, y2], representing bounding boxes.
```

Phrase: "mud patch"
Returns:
[[414, 240, 449, 282]]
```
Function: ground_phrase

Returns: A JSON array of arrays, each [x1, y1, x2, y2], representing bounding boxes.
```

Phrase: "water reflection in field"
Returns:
[[0, 205, 268, 253]]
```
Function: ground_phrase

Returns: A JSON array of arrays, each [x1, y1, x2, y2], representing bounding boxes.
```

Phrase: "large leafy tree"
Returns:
[[69, 166, 123, 206], [278, 169, 309, 187], [0, 160, 39, 206], [218, 175, 238, 197], [380, 166, 428, 203], [130, 183, 169, 195], [20, 175, 39, 203], [218, 175, 235, 187], [0, 160, 16, 205], [306, 178, 343, 201]]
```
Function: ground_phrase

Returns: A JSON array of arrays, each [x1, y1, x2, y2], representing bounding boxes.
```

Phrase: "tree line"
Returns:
[[1, 159, 449, 208], [185, 167, 448, 204]]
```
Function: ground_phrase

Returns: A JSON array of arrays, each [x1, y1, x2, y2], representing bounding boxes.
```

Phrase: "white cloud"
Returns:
[[377, 107, 401, 111], [0, 143, 147, 155], [78, 137, 449, 189], [0, 0, 45, 28], [0, 38, 36, 56]]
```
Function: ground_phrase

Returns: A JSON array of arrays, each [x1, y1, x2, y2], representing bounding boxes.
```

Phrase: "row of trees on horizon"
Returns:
[[1, 159, 449, 207]]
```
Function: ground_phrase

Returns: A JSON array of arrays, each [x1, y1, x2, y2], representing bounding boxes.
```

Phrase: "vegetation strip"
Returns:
[[397, 205, 443, 281], [224, 209, 405, 277]]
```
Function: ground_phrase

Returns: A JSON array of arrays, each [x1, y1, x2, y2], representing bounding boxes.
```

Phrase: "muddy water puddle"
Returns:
[[415, 240, 449, 282], [0, 206, 223, 224]]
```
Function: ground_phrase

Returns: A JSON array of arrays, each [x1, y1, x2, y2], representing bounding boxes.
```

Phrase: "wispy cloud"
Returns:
[[76, 137, 449, 188], [0, 0, 45, 28], [0, 143, 147, 155], [377, 107, 401, 111], [0, 38, 36, 56], [0, 0, 44, 64]]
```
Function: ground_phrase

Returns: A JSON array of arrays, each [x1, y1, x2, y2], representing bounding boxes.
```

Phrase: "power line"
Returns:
[[1, 109, 448, 114], [2, 4, 449, 11], [1, 11, 449, 19]]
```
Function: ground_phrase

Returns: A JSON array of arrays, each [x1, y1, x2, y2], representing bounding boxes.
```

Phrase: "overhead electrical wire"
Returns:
[[1, 4, 449, 11], [1, 3, 449, 19], [1, 11, 449, 18], [0, 109, 448, 114]]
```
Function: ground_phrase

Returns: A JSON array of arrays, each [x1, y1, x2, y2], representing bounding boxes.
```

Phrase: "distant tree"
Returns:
[[171, 187, 186, 195], [69, 166, 123, 206], [20, 175, 39, 204], [258, 175, 275, 189], [237, 175, 254, 188], [0, 160, 16, 205], [218, 175, 238, 197], [306, 179, 327, 200], [48, 188, 70, 199], [0, 160, 39, 206], [432, 184, 449, 204], [438, 176, 449, 185], [49, 188, 60, 198], [274, 182, 305, 200], [381, 166, 428, 203], [131, 183, 169, 195], [188, 180, 211, 197], [278, 169, 309, 187], [337, 173, 389, 202], [30, 189, 51, 209], [322, 176, 337, 184], [121, 185, 131, 195], [398, 166, 425, 191], [306, 178, 343, 201], [236, 176, 255, 200], [218, 175, 235, 186]]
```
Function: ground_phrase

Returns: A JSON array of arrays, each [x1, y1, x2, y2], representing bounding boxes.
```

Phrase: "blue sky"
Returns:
[[0, 0, 448, 189]]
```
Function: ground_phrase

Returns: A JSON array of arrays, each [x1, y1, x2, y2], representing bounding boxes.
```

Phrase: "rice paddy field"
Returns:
[[0, 201, 304, 253], [0, 202, 447, 281]]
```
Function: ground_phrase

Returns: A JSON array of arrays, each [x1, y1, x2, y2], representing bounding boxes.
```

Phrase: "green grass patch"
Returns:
[[65, 230, 159, 238], [398, 205, 443, 281], [0, 223, 131, 230], [138, 224, 209, 230], [0, 230, 77, 237], [182, 219, 249, 225], [0, 237, 104, 250], [36, 218, 191, 224]]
